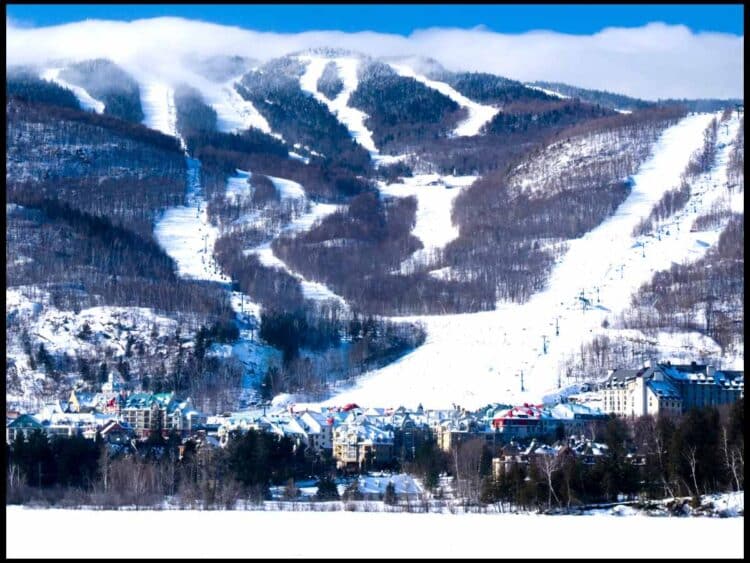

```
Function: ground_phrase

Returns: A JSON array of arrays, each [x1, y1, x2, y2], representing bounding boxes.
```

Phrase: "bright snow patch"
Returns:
[[390, 63, 500, 137], [378, 174, 476, 272], [525, 85, 570, 99], [154, 157, 229, 283], [139, 80, 183, 148], [207, 80, 273, 135], [40, 68, 105, 113]]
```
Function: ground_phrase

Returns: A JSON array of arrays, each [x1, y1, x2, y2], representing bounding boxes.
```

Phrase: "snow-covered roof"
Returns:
[[647, 380, 681, 399], [355, 472, 423, 496]]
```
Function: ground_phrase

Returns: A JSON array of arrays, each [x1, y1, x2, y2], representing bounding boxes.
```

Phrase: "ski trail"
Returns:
[[139, 80, 187, 150], [153, 157, 228, 282], [378, 174, 477, 273], [205, 78, 274, 136], [40, 68, 105, 113], [226, 169, 348, 306], [298, 55, 405, 167], [319, 112, 730, 410], [389, 64, 500, 137], [525, 84, 570, 99]]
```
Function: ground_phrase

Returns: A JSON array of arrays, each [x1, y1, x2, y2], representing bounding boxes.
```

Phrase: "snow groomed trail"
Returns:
[[40, 68, 105, 113], [319, 112, 739, 410], [153, 157, 229, 283], [227, 169, 348, 306], [389, 64, 500, 137], [298, 55, 405, 167], [377, 174, 477, 273]]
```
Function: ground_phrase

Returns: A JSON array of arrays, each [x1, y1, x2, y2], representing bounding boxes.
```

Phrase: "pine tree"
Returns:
[[314, 474, 340, 501], [383, 481, 397, 505]]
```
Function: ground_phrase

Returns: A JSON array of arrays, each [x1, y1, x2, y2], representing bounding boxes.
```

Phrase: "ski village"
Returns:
[[4, 12, 744, 552]]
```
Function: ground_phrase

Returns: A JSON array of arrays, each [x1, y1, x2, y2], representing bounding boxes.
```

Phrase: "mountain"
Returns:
[[5, 47, 744, 412]]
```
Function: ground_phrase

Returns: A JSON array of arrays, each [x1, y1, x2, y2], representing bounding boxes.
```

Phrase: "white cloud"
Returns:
[[5, 17, 744, 100]]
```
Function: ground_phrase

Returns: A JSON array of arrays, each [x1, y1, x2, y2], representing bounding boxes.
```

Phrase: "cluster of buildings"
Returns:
[[211, 400, 608, 471], [6, 361, 743, 472], [6, 372, 205, 445]]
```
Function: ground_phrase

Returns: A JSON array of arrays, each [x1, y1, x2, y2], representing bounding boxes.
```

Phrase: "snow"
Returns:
[[203, 79, 273, 135], [39, 68, 105, 113], [377, 174, 477, 272], [267, 175, 305, 200], [525, 84, 570, 99], [298, 54, 404, 167], [318, 112, 741, 410], [299, 55, 379, 155], [6, 506, 744, 559], [154, 157, 229, 283], [226, 169, 348, 306], [139, 80, 184, 149], [389, 63, 500, 137]]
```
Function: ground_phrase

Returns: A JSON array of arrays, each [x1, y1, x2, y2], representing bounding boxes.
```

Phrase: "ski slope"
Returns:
[[298, 54, 405, 167], [317, 112, 740, 410], [378, 174, 477, 272], [389, 64, 500, 137], [154, 157, 229, 283], [525, 84, 570, 99], [40, 68, 105, 113], [204, 79, 273, 135], [226, 169, 348, 305], [139, 80, 184, 148]]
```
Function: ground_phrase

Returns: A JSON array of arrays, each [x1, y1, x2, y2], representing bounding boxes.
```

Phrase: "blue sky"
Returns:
[[6, 4, 744, 35]]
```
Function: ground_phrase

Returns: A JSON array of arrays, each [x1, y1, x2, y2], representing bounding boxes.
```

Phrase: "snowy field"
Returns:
[[390, 63, 500, 137], [6, 506, 743, 558], [312, 112, 742, 410], [39, 68, 105, 113]]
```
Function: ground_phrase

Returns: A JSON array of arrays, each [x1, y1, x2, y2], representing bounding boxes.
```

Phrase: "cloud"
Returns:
[[5, 17, 744, 100]]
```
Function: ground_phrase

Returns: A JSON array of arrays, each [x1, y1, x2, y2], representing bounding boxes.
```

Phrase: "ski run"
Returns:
[[389, 63, 500, 137], [39, 68, 105, 113]]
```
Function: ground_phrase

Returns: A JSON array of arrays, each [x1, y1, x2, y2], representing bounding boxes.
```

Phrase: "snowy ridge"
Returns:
[[39, 68, 105, 113], [377, 174, 477, 273], [154, 157, 228, 282], [389, 64, 500, 137], [316, 112, 739, 410]]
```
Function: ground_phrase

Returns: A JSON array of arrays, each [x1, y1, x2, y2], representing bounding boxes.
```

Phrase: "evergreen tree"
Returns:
[[314, 474, 340, 501], [383, 481, 397, 505]]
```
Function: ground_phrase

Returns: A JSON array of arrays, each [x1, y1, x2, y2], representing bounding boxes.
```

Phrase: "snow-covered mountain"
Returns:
[[6, 47, 744, 412]]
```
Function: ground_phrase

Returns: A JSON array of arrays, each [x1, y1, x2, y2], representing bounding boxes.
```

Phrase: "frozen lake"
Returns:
[[6, 506, 743, 558]]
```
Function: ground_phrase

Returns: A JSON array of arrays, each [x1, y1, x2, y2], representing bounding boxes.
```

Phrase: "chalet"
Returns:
[[333, 416, 394, 471], [68, 389, 99, 413], [6, 414, 44, 443]]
